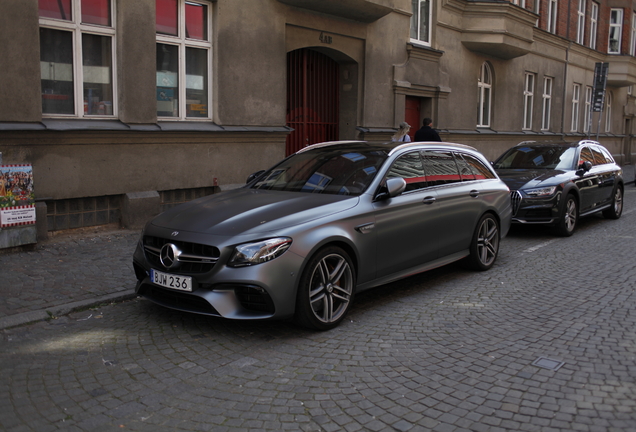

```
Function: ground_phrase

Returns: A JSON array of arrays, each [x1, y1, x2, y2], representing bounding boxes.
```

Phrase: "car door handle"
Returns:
[[422, 196, 436, 204], [469, 190, 480, 198]]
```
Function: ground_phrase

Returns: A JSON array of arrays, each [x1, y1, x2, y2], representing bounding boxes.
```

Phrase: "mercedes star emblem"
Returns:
[[159, 243, 181, 269]]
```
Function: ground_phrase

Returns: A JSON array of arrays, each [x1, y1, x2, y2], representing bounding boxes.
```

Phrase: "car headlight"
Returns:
[[228, 237, 292, 267], [523, 186, 557, 197]]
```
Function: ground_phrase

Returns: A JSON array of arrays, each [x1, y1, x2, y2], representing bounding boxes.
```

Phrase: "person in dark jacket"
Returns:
[[414, 118, 442, 142]]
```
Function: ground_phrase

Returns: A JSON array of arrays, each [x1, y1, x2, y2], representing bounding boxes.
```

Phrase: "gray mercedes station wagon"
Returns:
[[133, 141, 512, 330]]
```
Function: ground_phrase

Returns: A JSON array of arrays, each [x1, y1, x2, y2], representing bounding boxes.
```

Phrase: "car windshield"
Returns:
[[493, 145, 577, 170], [250, 146, 389, 195]]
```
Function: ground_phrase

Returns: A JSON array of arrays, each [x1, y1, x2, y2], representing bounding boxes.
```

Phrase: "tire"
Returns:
[[465, 213, 500, 271], [554, 193, 578, 237], [602, 185, 623, 220], [294, 246, 356, 331]]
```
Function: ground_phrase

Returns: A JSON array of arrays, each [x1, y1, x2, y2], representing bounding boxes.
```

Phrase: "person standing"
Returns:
[[414, 118, 441, 142], [391, 122, 412, 142]]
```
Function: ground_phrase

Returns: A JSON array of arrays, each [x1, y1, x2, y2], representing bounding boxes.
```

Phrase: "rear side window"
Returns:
[[462, 153, 496, 179], [455, 153, 476, 181], [386, 151, 427, 192], [579, 147, 595, 166], [421, 150, 462, 186], [590, 146, 607, 165], [599, 147, 614, 163]]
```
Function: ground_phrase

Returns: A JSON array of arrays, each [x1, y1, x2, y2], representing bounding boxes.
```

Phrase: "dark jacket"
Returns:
[[414, 125, 441, 142]]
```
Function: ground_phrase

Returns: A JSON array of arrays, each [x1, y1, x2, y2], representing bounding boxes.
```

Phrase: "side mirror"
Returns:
[[375, 177, 407, 201], [246, 170, 266, 184], [577, 161, 592, 173]]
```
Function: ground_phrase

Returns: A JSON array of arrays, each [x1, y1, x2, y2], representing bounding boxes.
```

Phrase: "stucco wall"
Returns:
[[0, 131, 286, 200], [0, 0, 41, 122]]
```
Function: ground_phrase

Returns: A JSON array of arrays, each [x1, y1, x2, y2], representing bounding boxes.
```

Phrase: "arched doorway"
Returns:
[[286, 49, 340, 155]]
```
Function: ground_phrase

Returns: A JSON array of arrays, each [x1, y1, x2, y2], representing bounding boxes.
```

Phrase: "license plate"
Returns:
[[150, 269, 193, 292]]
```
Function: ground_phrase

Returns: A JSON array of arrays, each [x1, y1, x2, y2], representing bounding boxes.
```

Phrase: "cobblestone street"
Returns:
[[1, 188, 635, 431]]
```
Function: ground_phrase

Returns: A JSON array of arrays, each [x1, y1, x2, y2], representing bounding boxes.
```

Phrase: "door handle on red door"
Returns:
[[422, 196, 436, 204], [469, 190, 479, 198]]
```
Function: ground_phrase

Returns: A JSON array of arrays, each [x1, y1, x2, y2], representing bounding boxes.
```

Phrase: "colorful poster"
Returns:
[[0, 164, 36, 227]]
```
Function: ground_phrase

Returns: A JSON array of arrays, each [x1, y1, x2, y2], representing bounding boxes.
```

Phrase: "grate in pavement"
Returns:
[[532, 357, 565, 371]]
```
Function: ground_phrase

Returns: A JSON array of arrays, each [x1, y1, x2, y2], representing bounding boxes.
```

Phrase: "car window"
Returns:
[[252, 147, 387, 195], [579, 146, 595, 167], [493, 145, 577, 170], [421, 150, 461, 186], [454, 153, 476, 181], [386, 151, 427, 192], [590, 146, 607, 165], [462, 153, 496, 179], [598, 146, 614, 164]]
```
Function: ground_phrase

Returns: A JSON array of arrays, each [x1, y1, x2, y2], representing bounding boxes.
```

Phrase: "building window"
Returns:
[[477, 63, 492, 128], [410, 0, 431, 45], [39, 0, 116, 117], [571, 84, 580, 132], [589, 2, 598, 49], [547, 0, 558, 34], [584, 86, 592, 133], [576, 0, 586, 44], [523, 73, 535, 130], [605, 92, 612, 132], [631, 13, 636, 56], [609, 9, 623, 54], [156, 0, 212, 119], [541, 77, 552, 131]]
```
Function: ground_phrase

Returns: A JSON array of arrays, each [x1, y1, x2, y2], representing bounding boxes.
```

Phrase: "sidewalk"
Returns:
[[0, 227, 141, 330], [1, 164, 634, 331]]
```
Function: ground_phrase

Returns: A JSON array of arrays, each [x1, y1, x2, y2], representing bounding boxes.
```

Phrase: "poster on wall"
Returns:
[[0, 164, 36, 228]]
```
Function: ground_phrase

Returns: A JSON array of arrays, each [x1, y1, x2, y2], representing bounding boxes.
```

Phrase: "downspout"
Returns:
[[560, 1, 574, 139], [561, 43, 572, 140]]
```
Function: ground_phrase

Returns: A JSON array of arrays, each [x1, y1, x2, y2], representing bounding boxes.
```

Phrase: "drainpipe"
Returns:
[[561, 43, 572, 140], [560, 1, 574, 140]]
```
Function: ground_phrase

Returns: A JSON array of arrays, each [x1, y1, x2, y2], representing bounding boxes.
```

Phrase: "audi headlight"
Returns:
[[523, 186, 557, 197], [228, 237, 292, 267]]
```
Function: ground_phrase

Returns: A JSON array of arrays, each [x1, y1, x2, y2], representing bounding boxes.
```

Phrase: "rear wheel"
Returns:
[[465, 213, 500, 271], [554, 193, 578, 237], [295, 246, 355, 331], [602, 185, 623, 219]]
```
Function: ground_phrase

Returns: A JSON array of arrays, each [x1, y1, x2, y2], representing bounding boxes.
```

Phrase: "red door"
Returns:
[[405, 96, 420, 141], [286, 49, 339, 155]]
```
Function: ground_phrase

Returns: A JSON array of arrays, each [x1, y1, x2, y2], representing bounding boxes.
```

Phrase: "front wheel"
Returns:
[[554, 194, 578, 237], [465, 213, 500, 271], [602, 186, 623, 219], [295, 246, 355, 331]]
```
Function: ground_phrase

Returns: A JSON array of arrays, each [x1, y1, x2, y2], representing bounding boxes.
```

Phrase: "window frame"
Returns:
[[584, 86, 592, 133], [571, 83, 581, 132], [39, 0, 117, 118], [477, 62, 492, 128], [541, 76, 553, 131], [410, 0, 432, 46], [631, 12, 636, 56], [156, 0, 213, 121], [608, 8, 623, 54], [589, 2, 598, 49], [523, 72, 535, 130], [576, 0, 586, 45], [605, 91, 612, 132], [547, 0, 558, 34]]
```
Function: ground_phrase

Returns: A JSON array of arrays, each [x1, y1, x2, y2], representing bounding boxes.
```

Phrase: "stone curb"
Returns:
[[0, 291, 137, 330]]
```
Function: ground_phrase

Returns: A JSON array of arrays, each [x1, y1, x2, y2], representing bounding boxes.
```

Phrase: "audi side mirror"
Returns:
[[577, 161, 592, 174]]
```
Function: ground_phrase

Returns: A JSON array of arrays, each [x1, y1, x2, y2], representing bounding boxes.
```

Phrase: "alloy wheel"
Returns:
[[476, 217, 499, 267], [308, 253, 353, 324]]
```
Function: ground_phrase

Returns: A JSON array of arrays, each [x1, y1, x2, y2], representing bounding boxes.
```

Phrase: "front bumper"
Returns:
[[510, 190, 561, 225], [132, 233, 304, 321]]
